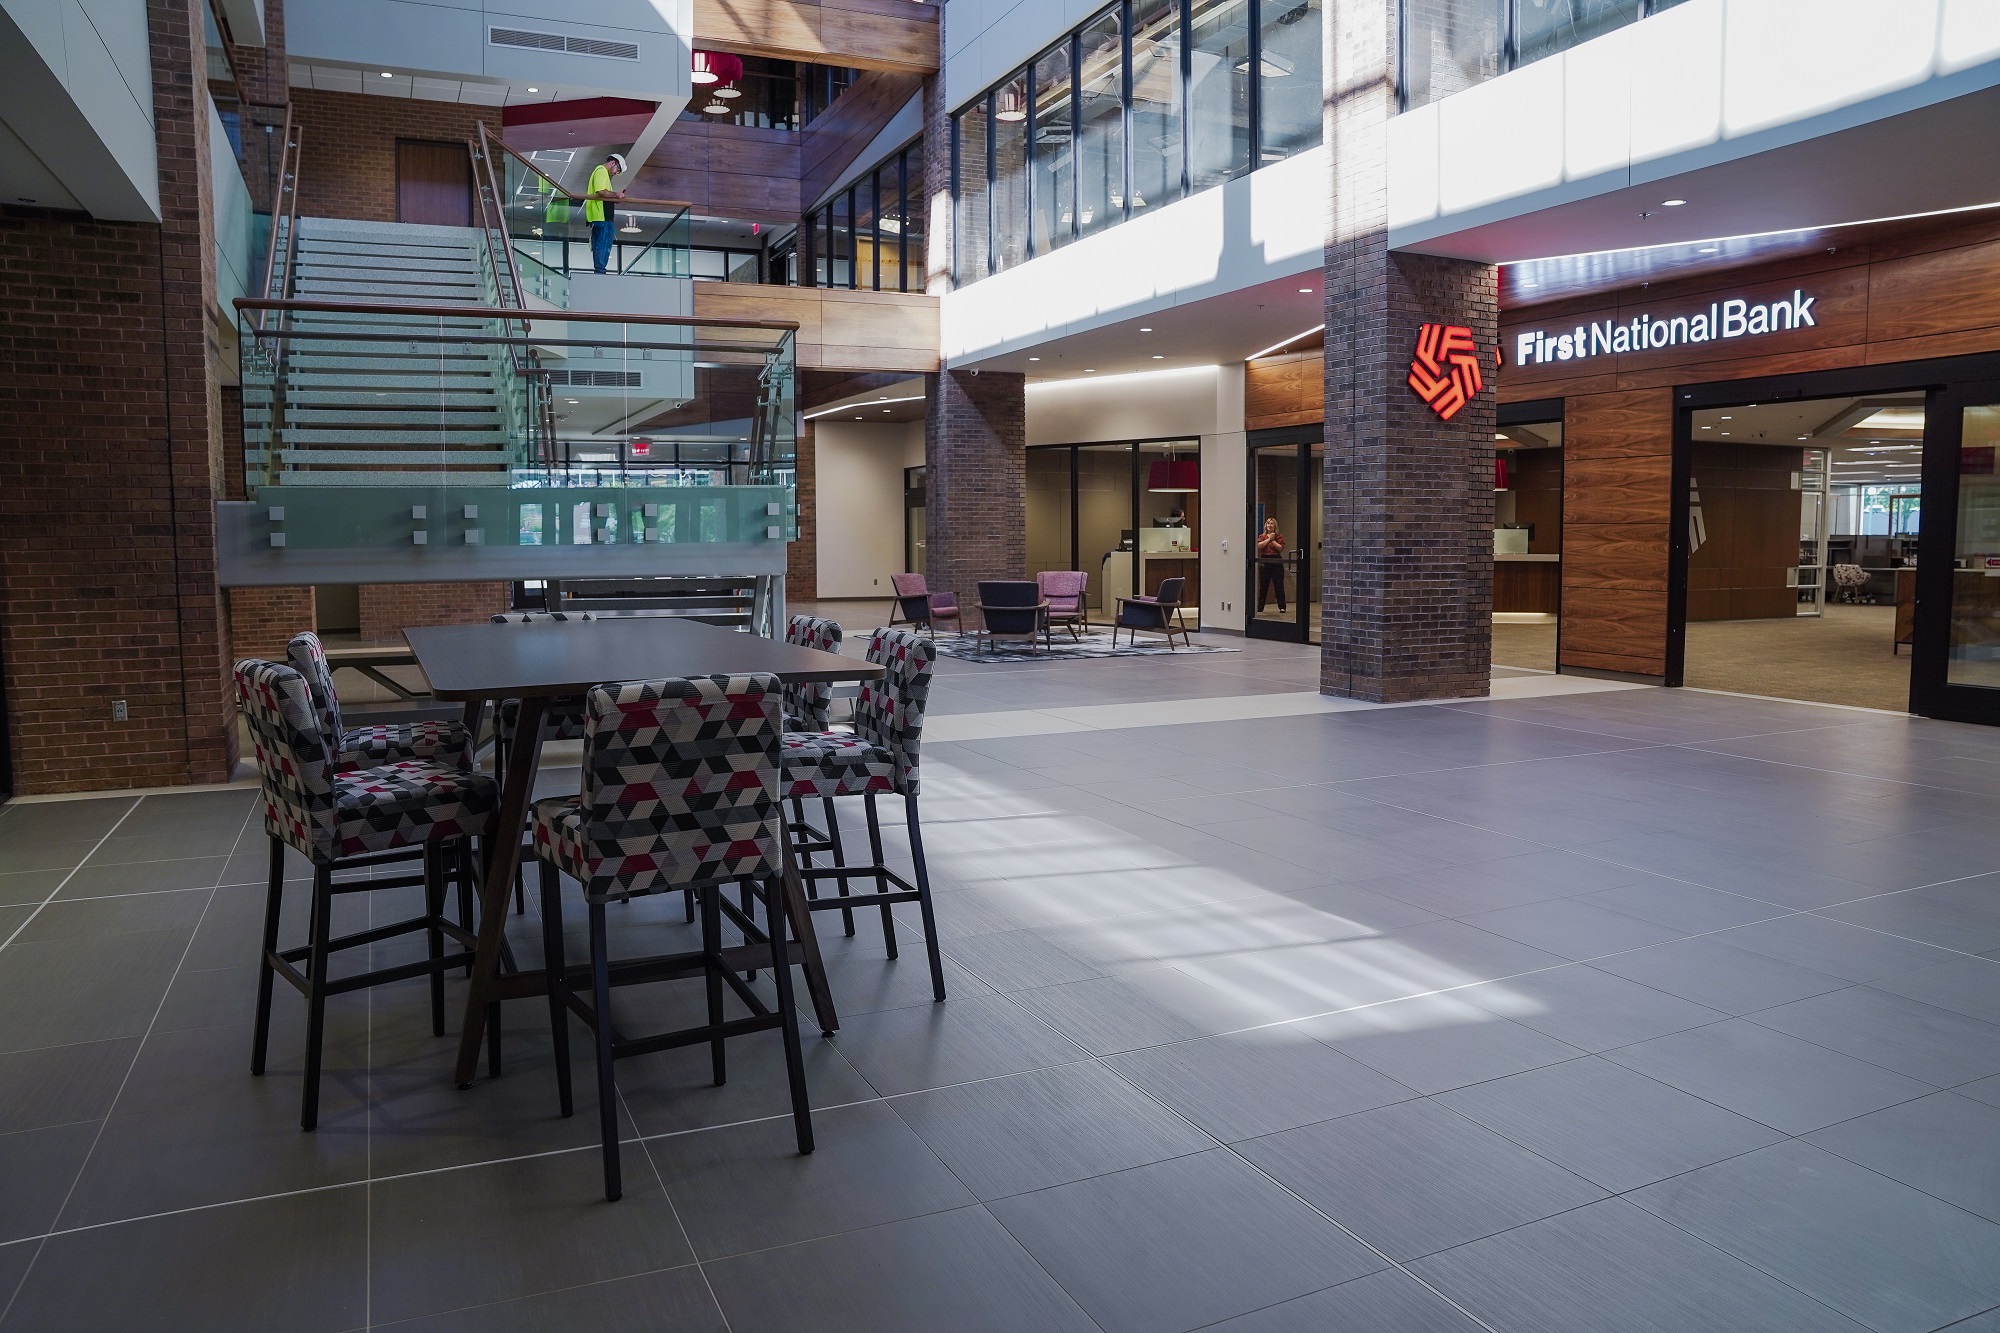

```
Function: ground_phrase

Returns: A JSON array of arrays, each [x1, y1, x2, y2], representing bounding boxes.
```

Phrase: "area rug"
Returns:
[[931, 629, 1240, 662]]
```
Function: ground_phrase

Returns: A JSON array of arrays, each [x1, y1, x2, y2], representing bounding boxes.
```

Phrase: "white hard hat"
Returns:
[[608, 152, 628, 172]]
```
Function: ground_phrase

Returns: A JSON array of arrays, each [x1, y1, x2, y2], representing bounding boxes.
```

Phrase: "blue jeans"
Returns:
[[589, 219, 614, 274]]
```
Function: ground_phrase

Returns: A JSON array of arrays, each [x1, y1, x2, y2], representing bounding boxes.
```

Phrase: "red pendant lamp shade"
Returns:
[[692, 50, 743, 85], [1147, 459, 1200, 492]]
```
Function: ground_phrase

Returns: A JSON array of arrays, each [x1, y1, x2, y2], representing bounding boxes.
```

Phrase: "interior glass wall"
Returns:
[[1187, 0, 1252, 191], [1077, 8, 1126, 238], [1258, 0, 1323, 162], [992, 68, 1031, 274], [1130, 0, 1185, 217], [1033, 40, 1077, 253], [805, 139, 926, 290], [1948, 403, 2000, 691], [1492, 416, 1563, 672], [1026, 440, 1202, 618], [1403, 0, 1682, 111]]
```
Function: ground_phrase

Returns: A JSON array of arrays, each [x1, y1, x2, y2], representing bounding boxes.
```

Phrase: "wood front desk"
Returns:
[[1495, 554, 1560, 614]]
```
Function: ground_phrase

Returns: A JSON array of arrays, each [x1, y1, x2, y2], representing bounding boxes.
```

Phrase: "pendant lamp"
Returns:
[[692, 50, 743, 85], [1147, 457, 1200, 492]]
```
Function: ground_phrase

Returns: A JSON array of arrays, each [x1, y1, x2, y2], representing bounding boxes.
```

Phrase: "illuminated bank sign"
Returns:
[[1514, 290, 1816, 366]]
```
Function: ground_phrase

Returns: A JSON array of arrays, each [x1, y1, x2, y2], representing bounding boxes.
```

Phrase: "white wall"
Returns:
[[941, 145, 1326, 365], [1390, 0, 2000, 253], [814, 420, 925, 598], [1024, 362, 1249, 630], [0, 0, 159, 220]]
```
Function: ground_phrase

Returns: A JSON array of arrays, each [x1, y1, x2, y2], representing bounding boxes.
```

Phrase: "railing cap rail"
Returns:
[[231, 295, 799, 334], [477, 121, 693, 214]]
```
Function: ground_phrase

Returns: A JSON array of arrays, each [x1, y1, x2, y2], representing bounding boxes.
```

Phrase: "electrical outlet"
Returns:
[[112, 700, 128, 722], [873, 578, 879, 586]]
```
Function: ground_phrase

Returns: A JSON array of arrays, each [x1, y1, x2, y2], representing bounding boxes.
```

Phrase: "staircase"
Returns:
[[245, 217, 526, 487]]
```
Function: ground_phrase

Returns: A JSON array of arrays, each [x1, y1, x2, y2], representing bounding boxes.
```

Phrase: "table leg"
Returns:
[[778, 814, 838, 1035], [453, 694, 549, 1087]]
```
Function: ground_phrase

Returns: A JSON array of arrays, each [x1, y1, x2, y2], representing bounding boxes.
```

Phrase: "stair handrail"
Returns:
[[471, 124, 547, 465], [254, 106, 302, 332], [478, 121, 694, 214]]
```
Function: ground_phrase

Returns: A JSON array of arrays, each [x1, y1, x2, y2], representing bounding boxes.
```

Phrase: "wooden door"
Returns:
[[395, 140, 471, 226]]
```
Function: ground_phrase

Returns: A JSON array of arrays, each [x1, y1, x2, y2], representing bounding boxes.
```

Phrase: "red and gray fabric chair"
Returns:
[[779, 627, 946, 1001], [490, 612, 593, 912], [1037, 570, 1090, 639], [236, 659, 498, 1130], [287, 631, 472, 774], [531, 674, 815, 1200], [888, 572, 962, 636], [1112, 576, 1193, 649], [783, 614, 842, 731]]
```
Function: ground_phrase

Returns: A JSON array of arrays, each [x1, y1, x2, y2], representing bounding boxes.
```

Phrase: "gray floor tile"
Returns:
[[1458, 963, 1728, 1053], [1819, 879, 2000, 954], [1575, 875, 1787, 934], [1435, 1055, 1784, 1193], [893, 1059, 1213, 1199], [829, 992, 1087, 1094], [0, 1037, 138, 1134], [1590, 934, 1850, 1015], [369, 1265, 724, 1332], [1302, 990, 1586, 1094], [368, 1148, 695, 1325], [1605, 1018, 1935, 1134], [0, 1120, 99, 1243], [1460, 896, 1688, 960], [0, 1182, 367, 1333], [617, 1023, 881, 1139], [1009, 967, 1272, 1056], [0, 838, 112, 874], [0, 929, 195, 1054], [10, 887, 211, 944], [1807, 1091, 2000, 1224], [1200, 1269, 1485, 1332], [1408, 1196, 1869, 1333], [0, 871, 64, 908], [989, 1149, 1384, 1333], [1938, 1307, 2000, 1331], [0, 796, 139, 845], [1712, 911, 1961, 982], [1237, 1098, 1605, 1261], [1102, 1026, 1415, 1141], [1277, 881, 1442, 931], [1870, 956, 2000, 1027], [1748, 985, 2000, 1087], [1959, 1073, 2000, 1109], [649, 1099, 972, 1259], [704, 1205, 1098, 1333], [1351, 852, 1625, 917], [942, 927, 1123, 991], [53, 857, 232, 900], [1630, 1139, 2000, 1333]]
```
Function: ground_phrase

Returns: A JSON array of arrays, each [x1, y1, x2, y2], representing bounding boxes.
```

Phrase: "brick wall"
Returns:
[[922, 370, 1025, 610], [228, 586, 317, 662], [789, 418, 819, 600], [0, 0, 239, 794], [223, 0, 287, 106], [1320, 0, 1495, 703], [290, 89, 490, 223], [358, 582, 510, 641]]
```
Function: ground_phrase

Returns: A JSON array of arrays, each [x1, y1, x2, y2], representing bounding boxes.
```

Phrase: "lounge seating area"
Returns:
[[892, 569, 1196, 655]]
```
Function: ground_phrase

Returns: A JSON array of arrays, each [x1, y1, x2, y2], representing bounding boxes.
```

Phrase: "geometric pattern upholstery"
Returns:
[[492, 613, 592, 743], [783, 614, 842, 732], [852, 627, 934, 796], [530, 674, 784, 904], [235, 658, 497, 862], [780, 730, 894, 799], [286, 630, 471, 772]]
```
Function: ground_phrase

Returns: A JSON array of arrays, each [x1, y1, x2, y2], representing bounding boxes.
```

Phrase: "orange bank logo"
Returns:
[[1409, 323, 1483, 422]]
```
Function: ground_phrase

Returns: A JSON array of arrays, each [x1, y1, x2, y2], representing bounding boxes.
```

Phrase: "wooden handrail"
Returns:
[[231, 296, 798, 333], [254, 108, 302, 332], [477, 120, 693, 213]]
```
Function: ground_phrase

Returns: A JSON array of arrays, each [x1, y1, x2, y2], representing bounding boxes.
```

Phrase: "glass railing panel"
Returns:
[[497, 138, 692, 279]]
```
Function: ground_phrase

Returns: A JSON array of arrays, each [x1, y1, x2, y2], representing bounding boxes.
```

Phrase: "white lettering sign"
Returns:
[[1513, 290, 1816, 367]]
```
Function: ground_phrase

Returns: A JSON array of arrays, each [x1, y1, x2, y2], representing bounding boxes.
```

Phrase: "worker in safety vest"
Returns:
[[585, 152, 628, 274]]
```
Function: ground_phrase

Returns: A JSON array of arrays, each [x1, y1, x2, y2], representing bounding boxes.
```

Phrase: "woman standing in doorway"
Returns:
[[1256, 517, 1288, 612]]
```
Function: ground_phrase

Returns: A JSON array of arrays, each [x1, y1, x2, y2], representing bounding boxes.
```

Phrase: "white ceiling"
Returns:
[[289, 62, 574, 106], [1690, 393, 1927, 488]]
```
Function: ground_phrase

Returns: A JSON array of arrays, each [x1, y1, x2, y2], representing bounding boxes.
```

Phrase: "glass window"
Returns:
[[1032, 40, 1076, 255], [1258, 0, 1321, 162], [1129, 0, 1183, 215], [1950, 405, 2000, 691], [830, 191, 853, 288], [992, 66, 1031, 273], [901, 142, 927, 291], [1077, 6, 1124, 238], [1188, 0, 1251, 191], [953, 104, 990, 285], [1516, 0, 1642, 70], [855, 171, 879, 289], [1402, 0, 1503, 111]]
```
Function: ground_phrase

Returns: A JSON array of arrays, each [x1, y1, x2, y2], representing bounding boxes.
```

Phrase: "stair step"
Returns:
[[277, 427, 511, 445], [251, 411, 506, 430], [283, 344, 494, 360], [296, 255, 479, 274], [246, 390, 500, 409], [276, 448, 517, 466], [298, 218, 481, 243], [273, 470, 518, 487]]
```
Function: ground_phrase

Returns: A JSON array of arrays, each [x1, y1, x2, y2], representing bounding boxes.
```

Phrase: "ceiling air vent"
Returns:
[[547, 369, 644, 388], [489, 27, 640, 60]]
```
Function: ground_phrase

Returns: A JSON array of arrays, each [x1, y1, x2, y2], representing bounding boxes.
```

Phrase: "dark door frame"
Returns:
[[1498, 397, 1566, 670], [1245, 424, 1318, 643], [1669, 349, 2000, 721]]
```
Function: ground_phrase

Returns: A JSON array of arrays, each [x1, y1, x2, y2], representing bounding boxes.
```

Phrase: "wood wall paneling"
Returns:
[[1245, 352, 1322, 430], [1687, 443, 1803, 621], [693, 284, 939, 372], [632, 122, 801, 223], [695, 0, 939, 72], [801, 71, 925, 208]]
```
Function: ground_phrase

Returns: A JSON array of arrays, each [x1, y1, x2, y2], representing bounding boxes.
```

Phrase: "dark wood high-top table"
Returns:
[[405, 616, 885, 1088]]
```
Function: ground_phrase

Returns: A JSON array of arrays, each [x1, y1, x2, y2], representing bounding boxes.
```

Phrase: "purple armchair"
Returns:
[[1036, 570, 1089, 640], [888, 573, 962, 636]]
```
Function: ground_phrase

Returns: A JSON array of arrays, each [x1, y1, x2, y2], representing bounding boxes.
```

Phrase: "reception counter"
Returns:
[[1495, 553, 1560, 614]]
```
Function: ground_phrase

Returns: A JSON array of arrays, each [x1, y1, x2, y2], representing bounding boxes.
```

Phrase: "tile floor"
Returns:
[[2, 628, 1999, 1331]]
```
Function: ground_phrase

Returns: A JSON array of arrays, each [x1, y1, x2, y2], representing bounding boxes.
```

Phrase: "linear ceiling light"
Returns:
[[802, 393, 925, 421], [1247, 323, 1325, 361]]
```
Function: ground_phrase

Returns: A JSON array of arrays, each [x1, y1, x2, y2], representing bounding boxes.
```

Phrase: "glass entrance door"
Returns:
[[1248, 432, 1313, 642], [1914, 386, 2000, 722]]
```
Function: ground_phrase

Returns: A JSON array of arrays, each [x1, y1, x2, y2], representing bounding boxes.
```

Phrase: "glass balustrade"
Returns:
[[1402, 0, 1689, 112], [495, 141, 693, 279]]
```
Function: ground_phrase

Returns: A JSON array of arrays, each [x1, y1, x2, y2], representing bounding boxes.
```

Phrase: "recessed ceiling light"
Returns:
[[565, 398, 579, 404], [1799, 435, 1810, 440], [883, 408, 891, 412], [1029, 356, 1040, 361], [380, 71, 394, 77], [1139, 327, 1152, 332], [854, 415, 863, 420], [1662, 198, 1687, 206], [1298, 287, 1311, 293], [1698, 246, 1718, 253], [1701, 425, 1712, 430], [1720, 415, 1732, 420], [1084, 369, 1096, 373], [1720, 431, 1731, 436], [1152, 354, 1164, 359], [527, 86, 539, 93]]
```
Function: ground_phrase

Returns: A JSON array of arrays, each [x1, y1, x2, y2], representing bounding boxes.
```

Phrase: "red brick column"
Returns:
[[1319, 0, 1496, 703], [922, 370, 1026, 613], [788, 418, 819, 601], [228, 587, 318, 662], [358, 583, 511, 642]]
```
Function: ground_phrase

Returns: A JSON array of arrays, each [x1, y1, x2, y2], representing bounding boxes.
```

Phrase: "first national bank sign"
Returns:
[[1514, 289, 1817, 366]]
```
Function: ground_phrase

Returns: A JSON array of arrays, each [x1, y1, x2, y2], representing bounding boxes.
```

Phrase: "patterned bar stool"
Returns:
[[491, 612, 593, 913], [236, 660, 500, 1129], [781, 627, 946, 1001], [288, 631, 472, 774], [779, 614, 855, 934], [533, 674, 815, 1201]]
